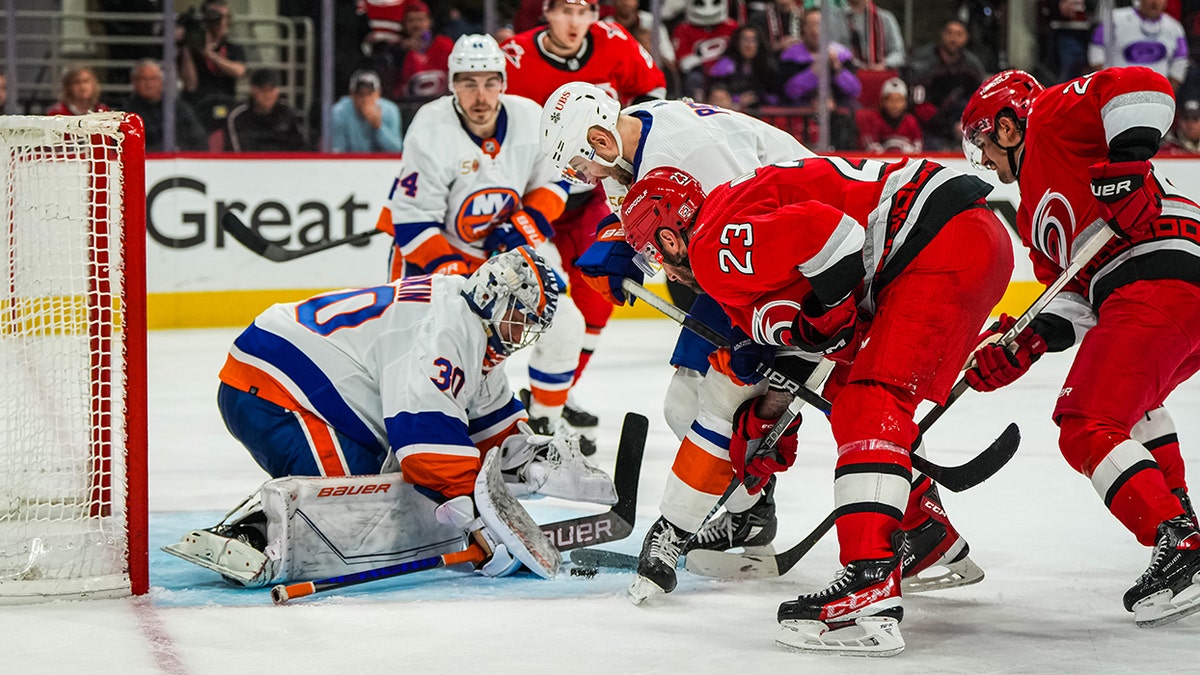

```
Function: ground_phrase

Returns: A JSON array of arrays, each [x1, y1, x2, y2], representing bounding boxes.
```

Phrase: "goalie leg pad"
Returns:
[[475, 450, 562, 578]]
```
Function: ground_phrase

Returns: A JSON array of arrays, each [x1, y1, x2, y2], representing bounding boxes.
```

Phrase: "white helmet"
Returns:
[[461, 246, 559, 361], [539, 81, 623, 175], [448, 34, 506, 82], [686, 0, 729, 27]]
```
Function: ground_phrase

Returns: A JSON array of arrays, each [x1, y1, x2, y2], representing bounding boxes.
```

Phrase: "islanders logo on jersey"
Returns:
[[456, 187, 520, 243]]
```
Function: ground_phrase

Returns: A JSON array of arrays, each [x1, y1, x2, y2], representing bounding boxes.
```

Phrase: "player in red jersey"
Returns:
[[620, 158, 1013, 656], [962, 66, 1200, 628], [500, 0, 666, 437]]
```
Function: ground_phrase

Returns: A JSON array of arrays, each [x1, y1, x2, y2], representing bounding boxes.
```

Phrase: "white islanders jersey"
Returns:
[[219, 275, 523, 473], [601, 99, 816, 212], [386, 94, 569, 269]]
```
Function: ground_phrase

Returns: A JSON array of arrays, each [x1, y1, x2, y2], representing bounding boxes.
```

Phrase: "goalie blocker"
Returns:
[[165, 413, 648, 586]]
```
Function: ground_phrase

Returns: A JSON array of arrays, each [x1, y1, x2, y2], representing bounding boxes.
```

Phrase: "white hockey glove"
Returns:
[[500, 422, 617, 505]]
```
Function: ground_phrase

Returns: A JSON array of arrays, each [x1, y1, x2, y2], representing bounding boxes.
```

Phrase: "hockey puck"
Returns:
[[570, 566, 598, 578]]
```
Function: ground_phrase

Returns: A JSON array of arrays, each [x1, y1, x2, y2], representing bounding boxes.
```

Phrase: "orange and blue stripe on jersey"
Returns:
[[388, 396, 525, 498], [220, 324, 383, 454]]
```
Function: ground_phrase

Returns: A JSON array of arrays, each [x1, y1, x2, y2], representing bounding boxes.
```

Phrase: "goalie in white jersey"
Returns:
[[165, 248, 615, 586], [541, 82, 986, 604], [378, 34, 596, 453]]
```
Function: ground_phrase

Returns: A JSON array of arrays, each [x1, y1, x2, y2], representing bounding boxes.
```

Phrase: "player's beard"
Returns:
[[466, 101, 500, 129], [662, 251, 702, 292]]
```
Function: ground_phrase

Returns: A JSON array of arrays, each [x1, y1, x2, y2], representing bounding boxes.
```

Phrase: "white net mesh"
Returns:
[[0, 113, 139, 601]]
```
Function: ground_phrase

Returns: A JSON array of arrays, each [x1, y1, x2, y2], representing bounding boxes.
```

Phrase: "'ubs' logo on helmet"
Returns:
[[456, 187, 519, 242]]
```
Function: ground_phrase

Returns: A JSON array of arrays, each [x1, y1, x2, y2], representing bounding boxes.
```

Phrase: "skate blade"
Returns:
[[626, 575, 667, 606], [776, 617, 905, 657], [902, 555, 985, 594], [161, 531, 269, 587], [1133, 578, 1200, 628]]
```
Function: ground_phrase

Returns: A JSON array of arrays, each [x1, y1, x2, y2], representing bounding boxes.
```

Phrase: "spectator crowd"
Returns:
[[10, 0, 1200, 157]]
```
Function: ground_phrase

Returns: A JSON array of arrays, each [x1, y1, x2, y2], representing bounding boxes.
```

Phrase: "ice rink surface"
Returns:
[[5, 319, 1200, 674]]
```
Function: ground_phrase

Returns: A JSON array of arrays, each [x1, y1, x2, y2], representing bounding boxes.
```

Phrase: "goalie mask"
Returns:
[[461, 246, 560, 364], [961, 70, 1043, 174], [621, 167, 706, 276], [540, 81, 628, 184]]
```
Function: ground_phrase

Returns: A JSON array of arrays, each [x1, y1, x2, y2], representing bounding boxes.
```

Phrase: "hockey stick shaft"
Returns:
[[917, 221, 1114, 431], [222, 210, 385, 262], [622, 279, 1014, 492], [271, 545, 487, 604]]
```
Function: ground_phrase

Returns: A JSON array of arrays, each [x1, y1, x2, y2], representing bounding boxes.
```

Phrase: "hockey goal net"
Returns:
[[0, 112, 147, 602]]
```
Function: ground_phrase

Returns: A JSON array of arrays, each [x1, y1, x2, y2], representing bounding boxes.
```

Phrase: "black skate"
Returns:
[[1173, 488, 1198, 529], [519, 389, 596, 456], [900, 486, 985, 593], [776, 534, 906, 657], [210, 509, 268, 552], [627, 517, 689, 605], [691, 477, 777, 554], [1123, 515, 1200, 627]]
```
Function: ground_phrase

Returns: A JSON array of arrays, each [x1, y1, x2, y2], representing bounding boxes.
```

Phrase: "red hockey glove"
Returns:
[[964, 314, 1048, 392], [1089, 160, 1162, 239], [485, 209, 554, 252], [730, 397, 801, 494], [790, 292, 859, 364]]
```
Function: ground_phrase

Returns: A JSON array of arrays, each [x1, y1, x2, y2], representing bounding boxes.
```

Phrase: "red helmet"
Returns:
[[621, 167, 705, 274], [961, 70, 1043, 168]]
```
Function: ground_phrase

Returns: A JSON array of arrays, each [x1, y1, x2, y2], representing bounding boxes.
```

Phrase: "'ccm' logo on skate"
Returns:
[[542, 518, 613, 548], [317, 484, 391, 497]]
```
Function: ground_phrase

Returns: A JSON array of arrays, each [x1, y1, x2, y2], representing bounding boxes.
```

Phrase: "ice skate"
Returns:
[[628, 516, 688, 605], [1123, 515, 1200, 628], [691, 478, 777, 554], [776, 540, 906, 657], [520, 388, 597, 456], [162, 510, 271, 586], [1173, 488, 1198, 529], [562, 393, 599, 457], [900, 485, 984, 593]]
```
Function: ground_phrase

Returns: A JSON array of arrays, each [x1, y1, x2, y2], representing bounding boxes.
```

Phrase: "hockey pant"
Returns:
[[552, 188, 615, 383], [1054, 279, 1200, 545], [663, 294, 734, 439], [659, 368, 769, 532], [827, 205, 1012, 563], [218, 383, 388, 478]]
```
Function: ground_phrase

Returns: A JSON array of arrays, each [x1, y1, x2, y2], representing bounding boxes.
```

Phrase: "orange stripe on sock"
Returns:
[[671, 438, 734, 495], [530, 386, 570, 407]]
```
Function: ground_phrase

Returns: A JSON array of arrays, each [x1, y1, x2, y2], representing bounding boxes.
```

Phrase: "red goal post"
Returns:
[[0, 112, 147, 602]]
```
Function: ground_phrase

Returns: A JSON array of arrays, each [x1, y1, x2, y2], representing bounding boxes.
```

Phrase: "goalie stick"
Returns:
[[621, 279, 1016, 493], [270, 412, 648, 603], [222, 210, 386, 262]]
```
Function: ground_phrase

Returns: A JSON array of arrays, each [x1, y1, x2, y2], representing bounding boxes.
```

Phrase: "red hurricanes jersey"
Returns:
[[1019, 66, 1200, 306], [672, 20, 738, 75], [500, 20, 666, 105], [688, 157, 991, 345]]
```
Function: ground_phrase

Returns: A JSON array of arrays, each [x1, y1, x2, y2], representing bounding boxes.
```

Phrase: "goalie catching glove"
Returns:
[[485, 209, 554, 252], [790, 292, 859, 364], [730, 396, 802, 494], [498, 420, 617, 505], [964, 313, 1048, 392], [1088, 160, 1162, 239], [576, 215, 644, 305]]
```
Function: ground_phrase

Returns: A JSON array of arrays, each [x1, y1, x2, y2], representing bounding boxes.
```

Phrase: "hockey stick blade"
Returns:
[[685, 511, 837, 580], [222, 210, 384, 262], [913, 422, 1020, 493], [540, 412, 648, 551], [570, 548, 641, 570]]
